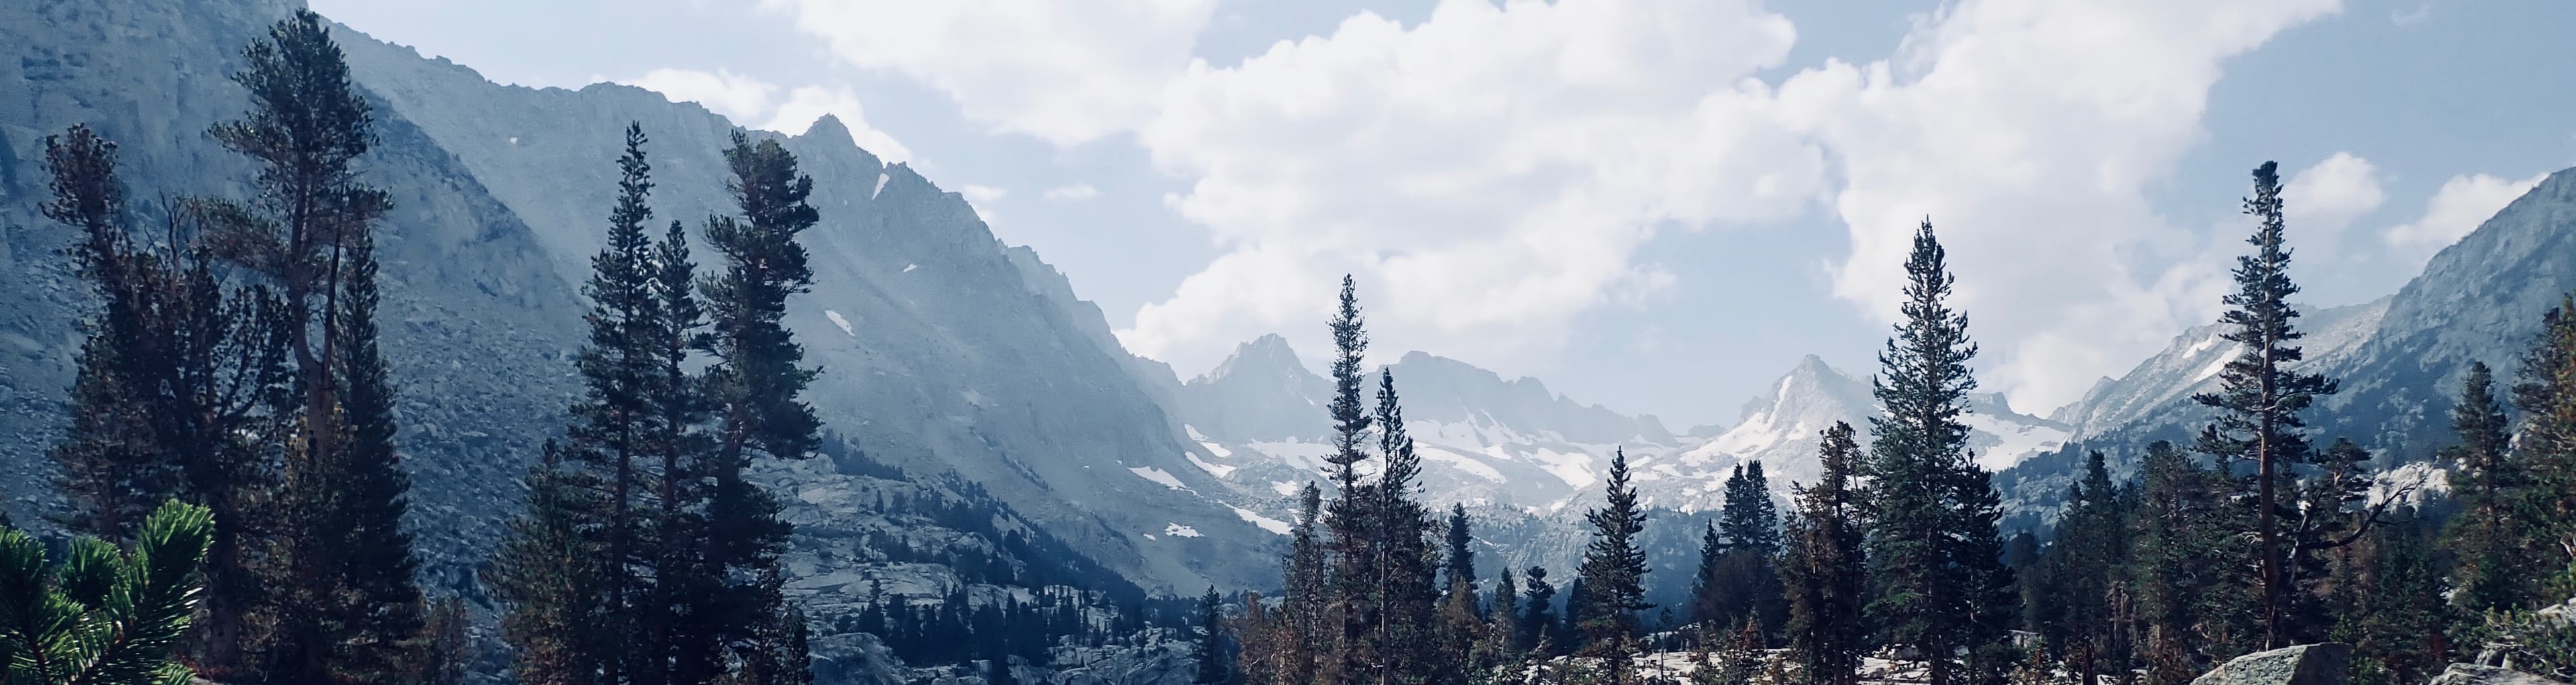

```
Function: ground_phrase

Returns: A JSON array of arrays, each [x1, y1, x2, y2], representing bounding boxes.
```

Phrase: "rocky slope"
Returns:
[[0, 0, 1273, 619], [1997, 168, 2576, 526]]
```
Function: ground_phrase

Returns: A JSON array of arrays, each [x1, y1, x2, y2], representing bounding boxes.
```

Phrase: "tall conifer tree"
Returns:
[[1575, 450, 1652, 684], [698, 130, 824, 684], [2191, 162, 2339, 649], [1784, 422, 1868, 685], [1863, 220, 2011, 685], [2446, 362, 2529, 612]]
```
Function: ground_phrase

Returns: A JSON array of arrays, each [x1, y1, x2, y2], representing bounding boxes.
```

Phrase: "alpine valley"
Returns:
[[4, 1, 2575, 684]]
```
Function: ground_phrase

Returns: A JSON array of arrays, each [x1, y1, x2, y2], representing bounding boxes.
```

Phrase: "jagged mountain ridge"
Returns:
[[1179, 339, 2070, 517]]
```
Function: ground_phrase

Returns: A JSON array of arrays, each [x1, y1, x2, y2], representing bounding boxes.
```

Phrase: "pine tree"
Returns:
[[1862, 220, 2011, 685], [1689, 522, 1729, 629], [1575, 450, 1652, 685], [1784, 422, 1868, 685], [2338, 519, 2449, 685], [0, 500, 214, 685], [2126, 441, 2253, 685], [492, 443, 607, 685], [2190, 162, 2340, 649], [699, 130, 824, 681], [1281, 482, 1330, 685], [2049, 452, 2129, 685], [1519, 567, 1557, 655], [2446, 362, 2530, 613], [1371, 369, 1442, 685], [317, 225, 433, 685], [40, 125, 174, 543], [1702, 461, 1786, 638], [193, 12, 445, 684], [1438, 506, 1485, 684], [560, 123, 674, 682], [1197, 586, 1234, 685], [2510, 295, 2576, 598], [648, 214, 721, 685], [1721, 462, 1781, 556], [1322, 275, 1379, 685], [38, 122, 287, 680], [1447, 505, 1479, 601], [412, 599, 472, 685]]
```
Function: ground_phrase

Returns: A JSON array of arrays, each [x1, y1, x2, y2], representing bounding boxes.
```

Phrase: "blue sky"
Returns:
[[312, 0, 2576, 429]]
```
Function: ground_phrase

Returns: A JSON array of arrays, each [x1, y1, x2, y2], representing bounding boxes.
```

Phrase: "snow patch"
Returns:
[[1130, 466, 1189, 491], [872, 172, 889, 199], [1185, 452, 1237, 478], [1232, 507, 1291, 535], [902, 263, 919, 273], [1271, 481, 1301, 496], [824, 310, 854, 336], [1185, 425, 1234, 458], [1163, 523, 1203, 538]]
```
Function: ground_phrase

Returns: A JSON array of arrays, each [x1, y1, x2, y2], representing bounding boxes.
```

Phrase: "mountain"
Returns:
[[1996, 168, 2576, 527], [1179, 339, 1686, 511], [0, 0, 1275, 616], [1653, 355, 2069, 508], [2047, 298, 2391, 441]]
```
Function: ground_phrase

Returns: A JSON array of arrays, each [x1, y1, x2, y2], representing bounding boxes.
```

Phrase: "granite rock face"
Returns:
[[2190, 643, 2353, 685], [2427, 664, 2569, 685]]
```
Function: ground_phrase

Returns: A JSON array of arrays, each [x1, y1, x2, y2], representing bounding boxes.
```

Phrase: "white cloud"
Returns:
[[759, 0, 1219, 145], [1774, 0, 2343, 412], [2284, 152, 2385, 240], [1120, 0, 1824, 373], [629, 68, 778, 121], [2384, 170, 2547, 266], [621, 69, 913, 163], [959, 184, 1010, 203], [1044, 183, 1102, 201]]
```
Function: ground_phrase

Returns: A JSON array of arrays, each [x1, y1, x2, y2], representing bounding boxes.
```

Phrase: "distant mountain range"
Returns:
[[6, 0, 2576, 654]]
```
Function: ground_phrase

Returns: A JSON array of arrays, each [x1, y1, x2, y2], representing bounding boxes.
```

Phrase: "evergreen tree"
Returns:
[[1721, 462, 1781, 556], [41, 125, 170, 543], [2047, 452, 2129, 685], [1438, 506, 1485, 684], [2337, 519, 2449, 685], [193, 12, 444, 684], [1862, 220, 2012, 685], [492, 444, 608, 685], [559, 123, 674, 682], [1784, 422, 1868, 685], [2446, 362, 2530, 612], [2126, 441, 2253, 685], [38, 122, 284, 680], [1519, 567, 1557, 655], [698, 130, 824, 682], [2190, 162, 2339, 649], [323, 225, 432, 685], [1575, 450, 1652, 684], [1322, 275, 1379, 685], [1370, 369, 1442, 685], [1702, 461, 1786, 638], [647, 215, 720, 685], [2510, 295, 2576, 598], [1197, 586, 1233, 685], [1446, 505, 1479, 600], [0, 500, 215, 685], [1281, 483, 1329, 685], [1689, 522, 1729, 629]]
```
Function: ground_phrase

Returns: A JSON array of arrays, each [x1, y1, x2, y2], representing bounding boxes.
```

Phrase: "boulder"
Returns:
[[2427, 664, 2568, 685], [2191, 643, 2353, 685]]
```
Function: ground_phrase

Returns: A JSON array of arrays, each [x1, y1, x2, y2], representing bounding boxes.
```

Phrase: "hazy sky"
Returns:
[[311, 0, 2576, 429]]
